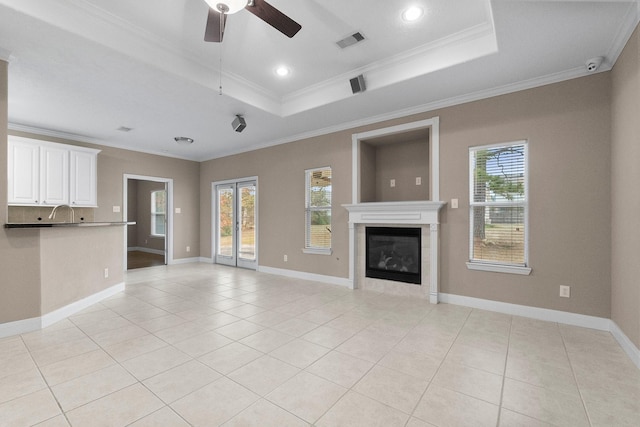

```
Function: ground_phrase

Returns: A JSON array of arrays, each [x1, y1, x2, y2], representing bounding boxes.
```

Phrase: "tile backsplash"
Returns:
[[8, 206, 95, 223]]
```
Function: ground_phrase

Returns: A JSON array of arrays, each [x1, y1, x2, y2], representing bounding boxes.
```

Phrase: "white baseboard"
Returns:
[[170, 257, 201, 265], [258, 266, 353, 288], [439, 293, 610, 330], [41, 282, 125, 328], [0, 282, 125, 339], [440, 292, 640, 369], [199, 257, 213, 263], [0, 317, 41, 339], [610, 320, 640, 370]]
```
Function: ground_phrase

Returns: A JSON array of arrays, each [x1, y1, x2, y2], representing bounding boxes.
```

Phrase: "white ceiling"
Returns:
[[0, 0, 638, 161]]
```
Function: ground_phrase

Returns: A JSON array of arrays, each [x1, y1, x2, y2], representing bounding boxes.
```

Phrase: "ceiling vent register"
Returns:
[[337, 32, 365, 49]]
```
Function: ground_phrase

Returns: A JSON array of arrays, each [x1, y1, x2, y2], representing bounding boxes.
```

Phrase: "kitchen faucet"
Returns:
[[48, 204, 75, 223]]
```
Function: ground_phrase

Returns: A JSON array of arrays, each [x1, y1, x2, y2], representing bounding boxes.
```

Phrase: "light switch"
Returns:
[[416, 177, 422, 185], [175, 207, 181, 214], [390, 179, 396, 188], [112, 206, 121, 213], [451, 198, 459, 209]]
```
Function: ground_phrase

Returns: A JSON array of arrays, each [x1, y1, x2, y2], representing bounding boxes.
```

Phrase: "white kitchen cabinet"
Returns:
[[8, 138, 40, 205], [70, 148, 98, 206], [40, 144, 70, 205], [8, 136, 100, 207]]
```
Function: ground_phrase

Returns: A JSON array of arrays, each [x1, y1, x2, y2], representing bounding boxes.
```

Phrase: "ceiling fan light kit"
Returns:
[[203, 0, 301, 43], [204, 0, 248, 14]]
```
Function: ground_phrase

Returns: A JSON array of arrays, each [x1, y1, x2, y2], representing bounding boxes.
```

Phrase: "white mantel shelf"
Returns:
[[343, 201, 445, 225], [343, 201, 446, 304]]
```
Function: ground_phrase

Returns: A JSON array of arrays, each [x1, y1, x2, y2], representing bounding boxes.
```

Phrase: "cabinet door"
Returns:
[[40, 145, 70, 205], [8, 139, 40, 205], [70, 150, 98, 206]]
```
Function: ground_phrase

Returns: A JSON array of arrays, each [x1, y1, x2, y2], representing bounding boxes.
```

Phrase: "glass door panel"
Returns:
[[237, 182, 256, 269], [216, 184, 236, 266], [215, 180, 257, 269]]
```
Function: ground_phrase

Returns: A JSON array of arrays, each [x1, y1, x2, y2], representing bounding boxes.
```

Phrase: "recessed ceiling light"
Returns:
[[276, 66, 290, 77], [402, 6, 424, 22], [174, 136, 194, 145]]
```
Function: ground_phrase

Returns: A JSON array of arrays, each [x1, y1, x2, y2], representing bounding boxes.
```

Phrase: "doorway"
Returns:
[[213, 178, 257, 270], [124, 174, 174, 269]]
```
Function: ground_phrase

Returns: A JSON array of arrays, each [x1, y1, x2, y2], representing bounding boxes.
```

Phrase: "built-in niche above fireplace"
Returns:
[[366, 227, 421, 284], [345, 117, 444, 303]]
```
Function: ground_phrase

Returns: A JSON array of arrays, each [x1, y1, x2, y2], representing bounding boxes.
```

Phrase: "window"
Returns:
[[468, 141, 530, 275], [150, 189, 166, 237], [304, 167, 332, 254]]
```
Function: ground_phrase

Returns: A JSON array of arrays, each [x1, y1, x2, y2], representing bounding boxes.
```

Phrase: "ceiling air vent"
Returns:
[[336, 32, 365, 49]]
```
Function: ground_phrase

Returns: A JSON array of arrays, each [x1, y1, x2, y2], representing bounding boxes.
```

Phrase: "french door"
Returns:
[[215, 180, 257, 269]]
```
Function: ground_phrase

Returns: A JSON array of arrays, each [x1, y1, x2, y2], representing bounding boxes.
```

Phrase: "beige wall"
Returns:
[[40, 226, 124, 313], [438, 75, 611, 318], [201, 73, 612, 318], [611, 25, 640, 348], [0, 60, 42, 324], [374, 140, 429, 202], [200, 134, 352, 276]]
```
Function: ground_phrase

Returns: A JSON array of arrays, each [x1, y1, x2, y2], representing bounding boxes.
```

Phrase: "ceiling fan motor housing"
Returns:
[[211, 0, 248, 14]]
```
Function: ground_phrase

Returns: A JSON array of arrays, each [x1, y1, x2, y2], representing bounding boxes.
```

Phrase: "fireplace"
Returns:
[[343, 201, 445, 303], [366, 227, 421, 284]]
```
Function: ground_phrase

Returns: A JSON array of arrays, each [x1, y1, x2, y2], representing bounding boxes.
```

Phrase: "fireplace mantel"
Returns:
[[343, 201, 445, 225], [343, 201, 445, 304]]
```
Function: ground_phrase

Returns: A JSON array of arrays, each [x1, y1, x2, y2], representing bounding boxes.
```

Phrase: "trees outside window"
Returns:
[[305, 167, 332, 252], [469, 141, 527, 267]]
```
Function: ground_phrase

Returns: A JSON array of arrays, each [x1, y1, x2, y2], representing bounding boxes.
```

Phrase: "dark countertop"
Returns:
[[5, 221, 133, 229]]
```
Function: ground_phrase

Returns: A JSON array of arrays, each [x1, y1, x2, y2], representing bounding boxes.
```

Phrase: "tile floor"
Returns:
[[1, 263, 638, 426]]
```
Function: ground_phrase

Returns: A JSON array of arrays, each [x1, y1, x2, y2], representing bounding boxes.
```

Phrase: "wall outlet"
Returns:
[[559, 285, 571, 298], [112, 206, 121, 213], [284, 254, 288, 262], [416, 177, 422, 185], [186, 246, 190, 252], [175, 207, 181, 214], [451, 198, 459, 209], [104, 268, 109, 279], [390, 179, 396, 188]]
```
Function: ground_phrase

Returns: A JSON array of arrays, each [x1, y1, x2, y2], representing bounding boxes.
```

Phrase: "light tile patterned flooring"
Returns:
[[1, 263, 638, 426]]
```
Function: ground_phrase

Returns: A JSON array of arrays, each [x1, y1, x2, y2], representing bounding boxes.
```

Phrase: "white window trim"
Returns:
[[305, 166, 332, 254], [150, 189, 166, 238], [302, 248, 333, 255], [467, 140, 531, 275]]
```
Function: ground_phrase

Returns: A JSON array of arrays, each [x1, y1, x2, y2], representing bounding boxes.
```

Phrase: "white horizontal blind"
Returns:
[[305, 167, 332, 250], [469, 141, 527, 266]]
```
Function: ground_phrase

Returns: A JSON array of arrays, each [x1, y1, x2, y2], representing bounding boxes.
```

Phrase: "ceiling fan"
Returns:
[[203, 0, 302, 42]]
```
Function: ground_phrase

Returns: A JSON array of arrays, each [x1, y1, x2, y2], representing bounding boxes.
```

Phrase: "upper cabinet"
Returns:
[[40, 144, 70, 206], [8, 136, 101, 207], [70, 149, 98, 206]]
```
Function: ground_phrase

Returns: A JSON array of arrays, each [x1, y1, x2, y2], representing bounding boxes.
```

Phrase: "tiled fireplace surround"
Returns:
[[344, 201, 445, 303]]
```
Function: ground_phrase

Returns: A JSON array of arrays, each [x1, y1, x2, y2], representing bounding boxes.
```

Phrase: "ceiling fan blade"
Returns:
[[245, 0, 301, 38], [204, 8, 226, 42]]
